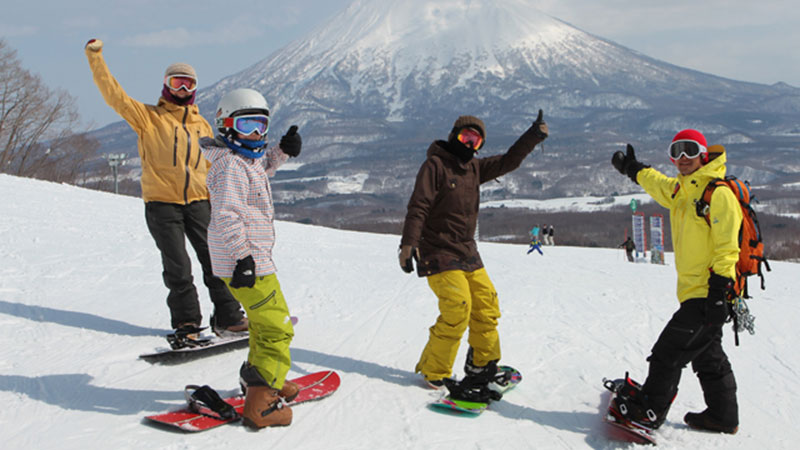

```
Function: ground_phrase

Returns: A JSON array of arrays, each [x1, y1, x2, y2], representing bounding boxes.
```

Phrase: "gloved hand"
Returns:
[[230, 255, 256, 289], [612, 144, 649, 184], [85, 39, 103, 52], [531, 109, 548, 140], [705, 272, 733, 326], [398, 245, 419, 274], [280, 125, 302, 157]]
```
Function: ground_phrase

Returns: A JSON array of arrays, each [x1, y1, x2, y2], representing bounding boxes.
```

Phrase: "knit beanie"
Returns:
[[164, 62, 197, 78], [448, 115, 486, 142]]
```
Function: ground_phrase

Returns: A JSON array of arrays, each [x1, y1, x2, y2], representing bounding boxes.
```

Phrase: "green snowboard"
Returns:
[[429, 365, 521, 415]]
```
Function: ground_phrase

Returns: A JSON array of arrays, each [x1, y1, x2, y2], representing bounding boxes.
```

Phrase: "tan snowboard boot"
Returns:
[[242, 386, 292, 429], [280, 380, 300, 402]]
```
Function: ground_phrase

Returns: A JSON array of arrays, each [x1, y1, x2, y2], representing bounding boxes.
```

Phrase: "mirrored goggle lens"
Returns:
[[457, 128, 484, 149], [229, 115, 270, 136], [668, 140, 706, 159], [165, 75, 197, 92]]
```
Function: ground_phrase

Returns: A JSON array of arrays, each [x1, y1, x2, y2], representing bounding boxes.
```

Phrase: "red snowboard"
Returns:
[[145, 370, 340, 432]]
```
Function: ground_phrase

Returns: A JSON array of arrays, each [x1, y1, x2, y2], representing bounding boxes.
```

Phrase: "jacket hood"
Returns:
[[678, 150, 727, 186]]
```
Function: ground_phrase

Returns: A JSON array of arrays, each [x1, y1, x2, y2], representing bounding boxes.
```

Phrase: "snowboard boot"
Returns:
[[612, 374, 666, 430], [239, 361, 299, 401], [684, 410, 738, 434], [242, 385, 292, 429], [212, 316, 249, 338], [446, 348, 502, 403]]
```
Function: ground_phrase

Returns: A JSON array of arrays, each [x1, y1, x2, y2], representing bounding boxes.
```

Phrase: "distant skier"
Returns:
[[619, 237, 635, 262], [399, 111, 548, 401], [84, 39, 246, 336], [530, 225, 540, 240], [201, 88, 303, 429], [527, 239, 544, 255], [547, 224, 555, 245], [609, 130, 741, 434]]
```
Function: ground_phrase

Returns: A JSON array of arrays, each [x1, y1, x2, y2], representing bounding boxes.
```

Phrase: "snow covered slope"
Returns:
[[0, 173, 798, 449]]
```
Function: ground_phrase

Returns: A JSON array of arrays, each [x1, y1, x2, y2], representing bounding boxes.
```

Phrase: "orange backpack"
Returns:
[[695, 176, 771, 299]]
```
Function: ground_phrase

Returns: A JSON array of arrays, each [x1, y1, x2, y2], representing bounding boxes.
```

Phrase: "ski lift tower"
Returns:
[[106, 153, 127, 194]]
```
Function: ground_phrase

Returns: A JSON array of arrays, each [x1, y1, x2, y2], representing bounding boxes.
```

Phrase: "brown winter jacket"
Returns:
[[401, 125, 545, 277], [86, 48, 214, 204]]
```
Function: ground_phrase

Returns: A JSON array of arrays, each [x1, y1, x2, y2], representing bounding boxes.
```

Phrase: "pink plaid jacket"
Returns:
[[201, 137, 289, 278]]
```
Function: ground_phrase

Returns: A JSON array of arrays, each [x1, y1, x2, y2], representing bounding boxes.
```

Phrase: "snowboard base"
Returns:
[[145, 370, 340, 432]]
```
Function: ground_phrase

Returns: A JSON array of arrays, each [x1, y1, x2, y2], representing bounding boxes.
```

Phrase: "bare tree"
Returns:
[[0, 39, 97, 183]]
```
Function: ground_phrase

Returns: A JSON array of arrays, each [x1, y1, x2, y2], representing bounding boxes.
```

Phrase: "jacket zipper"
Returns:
[[194, 130, 203, 169], [181, 108, 191, 204]]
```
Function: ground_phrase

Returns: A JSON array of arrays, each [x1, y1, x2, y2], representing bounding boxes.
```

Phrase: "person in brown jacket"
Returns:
[[84, 39, 245, 337], [399, 111, 548, 399]]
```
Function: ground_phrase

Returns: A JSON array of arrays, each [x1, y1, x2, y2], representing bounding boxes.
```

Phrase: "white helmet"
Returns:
[[214, 88, 270, 136]]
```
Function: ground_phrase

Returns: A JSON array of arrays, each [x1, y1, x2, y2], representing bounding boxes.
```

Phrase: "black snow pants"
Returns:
[[144, 200, 243, 329], [641, 297, 738, 427]]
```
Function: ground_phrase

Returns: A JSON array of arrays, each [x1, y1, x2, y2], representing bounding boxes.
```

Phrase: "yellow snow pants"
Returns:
[[415, 268, 501, 381], [222, 274, 294, 389]]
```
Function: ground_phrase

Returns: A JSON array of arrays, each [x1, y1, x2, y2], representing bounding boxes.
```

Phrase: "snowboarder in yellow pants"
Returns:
[[415, 268, 501, 381]]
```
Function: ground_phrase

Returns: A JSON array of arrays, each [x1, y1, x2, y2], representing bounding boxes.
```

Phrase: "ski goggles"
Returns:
[[164, 75, 198, 92], [668, 140, 707, 160], [220, 115, 270, 136], [457, 127, 484, 150]]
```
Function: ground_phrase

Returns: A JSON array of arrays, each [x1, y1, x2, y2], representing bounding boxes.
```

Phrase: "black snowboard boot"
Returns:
[[612, 373, 667, 430], [684, 410, 738, 434], [446, 348, 502, 403]]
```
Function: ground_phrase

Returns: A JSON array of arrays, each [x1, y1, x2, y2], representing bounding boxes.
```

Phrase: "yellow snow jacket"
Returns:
[[636, 151, 742, 303], [86, 49, 214, 204]]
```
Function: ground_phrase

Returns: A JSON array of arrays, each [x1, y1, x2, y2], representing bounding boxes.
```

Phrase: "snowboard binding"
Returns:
[[184, 385, 239, 420]]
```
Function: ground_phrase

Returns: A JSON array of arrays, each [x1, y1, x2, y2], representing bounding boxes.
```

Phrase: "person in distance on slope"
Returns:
[[619, 236, 635, 262], [84, 39, 246, 336], [546, 224, 555, 245], [610, 130, 740, 434], [200, 88, 303, 429], [527, 238, 544, 255], [399, 111, 548, 399]]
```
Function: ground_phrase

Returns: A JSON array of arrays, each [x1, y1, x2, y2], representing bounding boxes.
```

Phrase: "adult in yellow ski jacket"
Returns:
[[637, 146, 741, 303], [610, 129, 741, 435], [84, 39, 245, 334], [85, 42, 213, 204]]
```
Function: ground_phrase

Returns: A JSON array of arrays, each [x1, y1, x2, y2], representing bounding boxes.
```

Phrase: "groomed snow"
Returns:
[[0, 173, 797, 449]]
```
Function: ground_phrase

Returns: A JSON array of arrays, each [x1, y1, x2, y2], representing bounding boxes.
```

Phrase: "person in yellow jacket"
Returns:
[[84, 39, 245, 336], [610, 129, 741, 435]]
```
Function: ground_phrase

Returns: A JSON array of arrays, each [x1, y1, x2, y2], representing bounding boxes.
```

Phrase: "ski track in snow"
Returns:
[[0, 173, 799, 450]]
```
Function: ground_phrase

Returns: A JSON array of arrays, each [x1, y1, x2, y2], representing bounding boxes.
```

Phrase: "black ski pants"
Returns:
[[642, 297, 738, 427], [144, 200, 243, 329]]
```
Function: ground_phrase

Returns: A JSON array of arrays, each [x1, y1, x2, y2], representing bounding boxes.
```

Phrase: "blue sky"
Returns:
[[2, 0, 798, 129]]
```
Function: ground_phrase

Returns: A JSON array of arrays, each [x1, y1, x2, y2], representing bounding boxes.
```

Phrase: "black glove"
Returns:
[[705, 273, 733, 326], [398, 245, 418, 274], [230, 255, 256, 289], [531, 109, 548, 140], [612, 144, 649, 184], [280, 125, 302, 157]]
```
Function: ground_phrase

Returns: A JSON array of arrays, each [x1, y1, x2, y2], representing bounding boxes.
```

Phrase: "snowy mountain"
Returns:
[[89, 0, 800, 220], [1, 173, 799, 449]]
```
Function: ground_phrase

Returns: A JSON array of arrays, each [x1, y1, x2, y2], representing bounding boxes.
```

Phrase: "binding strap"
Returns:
[[184, 385, 239, 420]]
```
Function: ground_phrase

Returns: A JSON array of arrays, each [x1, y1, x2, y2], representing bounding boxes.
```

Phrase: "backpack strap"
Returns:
[[694, 178, 723, 225]]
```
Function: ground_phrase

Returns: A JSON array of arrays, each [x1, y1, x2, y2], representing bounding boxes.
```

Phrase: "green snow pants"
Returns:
[[222, 274, 294, 389]]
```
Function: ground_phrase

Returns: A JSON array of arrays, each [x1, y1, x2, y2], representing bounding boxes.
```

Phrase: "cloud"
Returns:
[[0, 23, 38, 37], [121, 28, 219, 48]]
